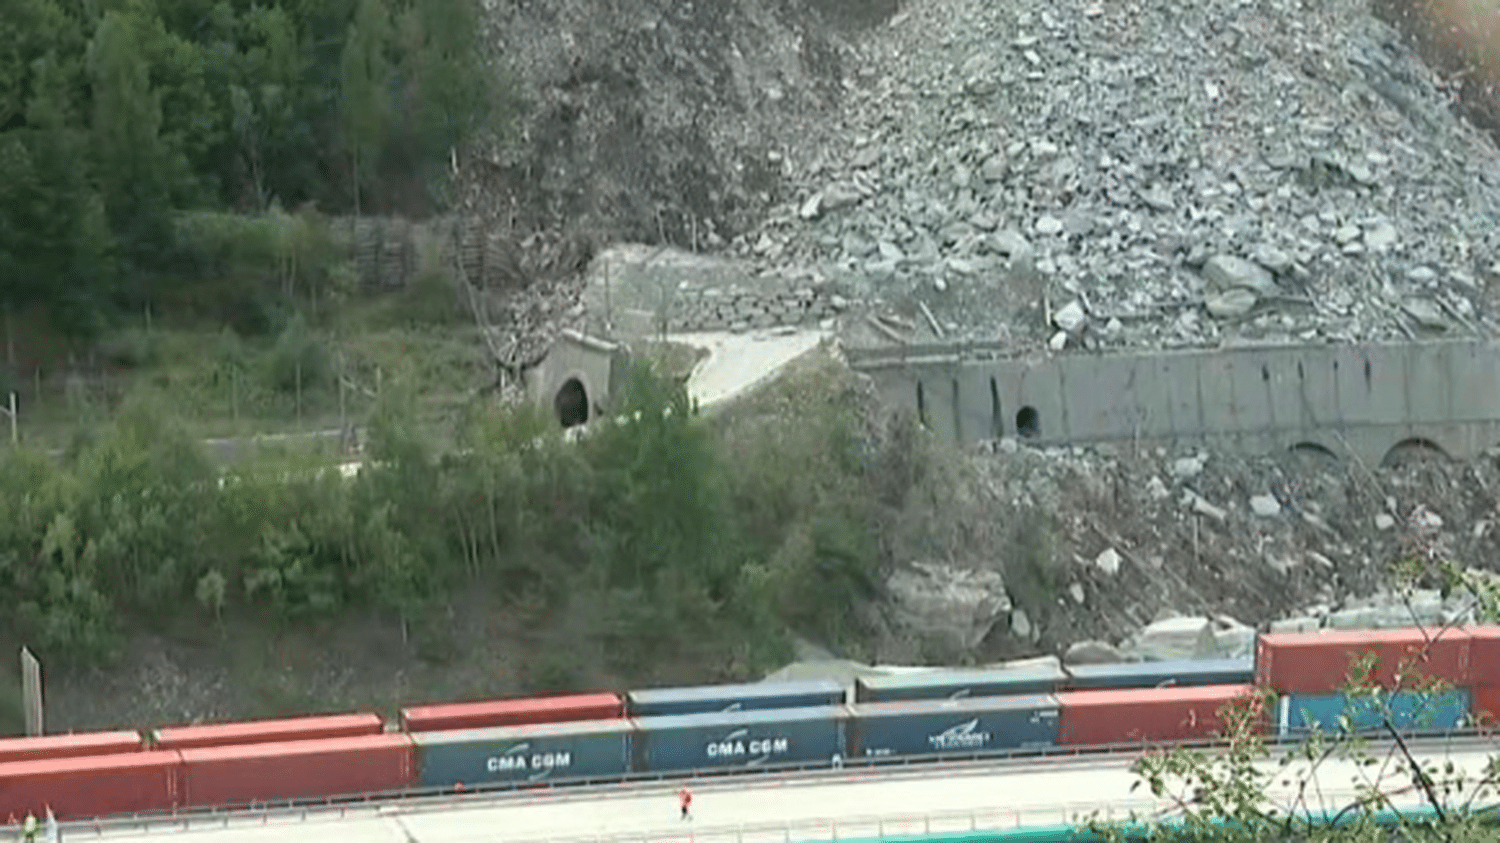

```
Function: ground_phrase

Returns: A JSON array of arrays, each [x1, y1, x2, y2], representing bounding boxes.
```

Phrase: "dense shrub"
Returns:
[[0, 363, 904, 676]]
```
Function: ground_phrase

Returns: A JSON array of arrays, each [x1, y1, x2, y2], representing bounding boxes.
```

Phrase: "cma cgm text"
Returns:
[[489, 752, 572, 772], [707, 737, 790, 757]]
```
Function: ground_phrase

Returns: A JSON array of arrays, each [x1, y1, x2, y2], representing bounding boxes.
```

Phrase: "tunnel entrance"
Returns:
[[555, 378, 590, 428], [1015, 406, 1040, 438]]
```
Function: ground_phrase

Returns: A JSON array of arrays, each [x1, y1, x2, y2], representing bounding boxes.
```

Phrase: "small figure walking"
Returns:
[[678, 786, 693, 821]]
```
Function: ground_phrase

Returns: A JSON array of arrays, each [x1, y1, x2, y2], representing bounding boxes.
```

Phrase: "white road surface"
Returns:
[[677, 329, 829, 410], [73, 737, 1500, 843]]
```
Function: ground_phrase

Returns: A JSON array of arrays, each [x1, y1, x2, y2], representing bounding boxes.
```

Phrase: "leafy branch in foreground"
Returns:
[[1086, 547, 1500, 843]]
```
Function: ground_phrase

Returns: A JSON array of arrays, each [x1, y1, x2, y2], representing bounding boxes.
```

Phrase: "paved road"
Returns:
[[71, 737, 1500, 843]]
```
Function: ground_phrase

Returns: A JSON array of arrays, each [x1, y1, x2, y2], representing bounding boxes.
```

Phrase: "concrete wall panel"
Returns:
[[1196, 353, 1241, 434], [1447, 344, 1497, 423], [1052, 356, 1115, 440], [1113, 356, 1166, 441], [867, 370, 917, 422], [1158, 352, 1206, 432], [1227, 353, 1275, 434], [918, 371, 958, 445], [1292, 348, 1341, 430], [945, 374, 971, 443], [1265, 350, 1301, 430], [1362, 346, 1410, 424], [854, 340, 1500, 464], [957, 370, 1002, 440], [1332, 346, 1374, 425], [1405, 343, 1454, 424]]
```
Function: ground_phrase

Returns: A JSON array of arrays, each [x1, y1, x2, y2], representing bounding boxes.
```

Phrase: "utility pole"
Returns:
[[0, 391, 15, 445], [20, 647, 42, 735]]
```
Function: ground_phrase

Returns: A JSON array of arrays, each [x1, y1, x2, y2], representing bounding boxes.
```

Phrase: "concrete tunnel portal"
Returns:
[[555, 377, 590, 428]]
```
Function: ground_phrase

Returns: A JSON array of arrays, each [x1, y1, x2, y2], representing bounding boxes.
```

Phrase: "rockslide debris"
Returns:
[[734, 0, 1500, 349]]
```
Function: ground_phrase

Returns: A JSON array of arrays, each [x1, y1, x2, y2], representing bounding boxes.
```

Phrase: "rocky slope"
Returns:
[[869, 430, 1500, 666], [735, 0, 1500, 349], [461, 0, 896, 253], [463, 0, 1500, 666]]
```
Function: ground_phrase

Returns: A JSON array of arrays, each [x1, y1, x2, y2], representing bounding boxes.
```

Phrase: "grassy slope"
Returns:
[[21, 324, 862, 733]]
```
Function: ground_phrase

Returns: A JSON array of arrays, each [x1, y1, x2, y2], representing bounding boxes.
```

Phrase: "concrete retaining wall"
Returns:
[[846, 340, 1500, 466]]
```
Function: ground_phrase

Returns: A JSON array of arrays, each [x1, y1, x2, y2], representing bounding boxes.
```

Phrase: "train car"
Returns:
[[1057, 684, 1263, 746], [1468, 625, 1500, 685], [413, 719, 633, 788], [1257, 628, 1472, 694], [1063, 658, 1253, 691], [0, 751, 182, 819], [0, 730, 146, 764], [853, 666, 1065, 703], [152, 712, 384, 750], [1276, 689, 1472, 737], [400, 692, 625, 732], [626, 679, 846, 717], [178, 734, 415, 808], [848, 695, 1060, 759], [632, 705, 847, 773]]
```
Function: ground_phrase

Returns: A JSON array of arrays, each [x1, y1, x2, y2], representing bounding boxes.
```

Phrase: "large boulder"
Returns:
[[1123, 615, 1255, 661], [884, 561, 1011, 655]]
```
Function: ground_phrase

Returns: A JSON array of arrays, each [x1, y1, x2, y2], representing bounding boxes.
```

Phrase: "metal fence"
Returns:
[[58, 731, 1499, 839]]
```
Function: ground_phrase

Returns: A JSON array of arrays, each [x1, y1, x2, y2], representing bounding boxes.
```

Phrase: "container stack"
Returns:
[[1468, 627, 1500, 726], [14, 626, 1500, 822], [1256, 628, 1474, 737], [1056, 684, 1263, 745]]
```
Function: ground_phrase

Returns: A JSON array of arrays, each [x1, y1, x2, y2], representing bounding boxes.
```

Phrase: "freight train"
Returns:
[[5, 625, 1500, 822]]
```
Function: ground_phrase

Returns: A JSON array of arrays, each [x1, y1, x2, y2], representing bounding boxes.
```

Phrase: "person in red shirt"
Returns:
[[678, 786, 693, 820]]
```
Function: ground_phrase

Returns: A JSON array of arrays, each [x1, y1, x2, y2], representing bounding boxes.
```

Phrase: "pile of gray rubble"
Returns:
[[732, 0, 1500, 349]]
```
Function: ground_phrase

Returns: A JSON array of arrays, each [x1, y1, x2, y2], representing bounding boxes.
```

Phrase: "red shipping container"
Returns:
[[152, 712, 384, 750], [0, 751, 181, 819], [179, 734, 415, 808], [1473, 686, 1500, 727], [1059, 684, 1264, 746], [399, 692, 624, 732], [0, 730, 144, 764], [1466, 626, 1500, 686], [1256, 628, 1471, 695]]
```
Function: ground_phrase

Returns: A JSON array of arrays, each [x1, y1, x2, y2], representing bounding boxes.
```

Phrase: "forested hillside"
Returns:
[[0, 0, 493, 341]]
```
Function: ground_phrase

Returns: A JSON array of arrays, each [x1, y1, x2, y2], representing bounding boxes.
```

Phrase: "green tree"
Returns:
[[0, 0, 77, 129], [394, 0, 493, 199], [0, 52, 113, 340], [88, 10, 177, 297], [231, 4, 312, 209], [339, 0, 394, 216]]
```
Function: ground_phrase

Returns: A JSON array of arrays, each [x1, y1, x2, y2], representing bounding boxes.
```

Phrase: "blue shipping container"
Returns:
[[850, 694, 1060, 759], [1277, 690, 1473, 737], [413, 719, 633, 787], [854, 666, 1065, 703], [626, 678, 846, 717], [633, 705, 846, 773], [1065, 658, 1254, 691]]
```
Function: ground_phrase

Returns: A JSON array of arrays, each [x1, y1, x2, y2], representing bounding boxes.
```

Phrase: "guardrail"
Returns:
[[67, 787, 1442, 843], [414, 790, 1500, 843], [56, 730, 1500, 838], [63, 801, 1167, 842]]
